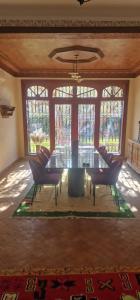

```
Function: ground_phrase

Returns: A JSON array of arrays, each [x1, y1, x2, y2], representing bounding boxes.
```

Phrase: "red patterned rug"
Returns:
[[0, 273, 140, 299]]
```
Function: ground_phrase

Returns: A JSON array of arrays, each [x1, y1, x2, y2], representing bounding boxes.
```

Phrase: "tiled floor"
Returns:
[[0, 160, 140, 274]]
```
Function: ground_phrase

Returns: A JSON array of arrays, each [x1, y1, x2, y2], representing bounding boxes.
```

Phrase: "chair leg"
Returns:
[[114, 184, 120, 208], [32, 184, 38, 204], [60, 180, 62, 194], [54, 185, 58, 206], [93, 184, 95, 205], [90, 180, 92, 195], [36, 185, 41, 193], [85, 171, 88, 188], [109, 185, 112, 193]]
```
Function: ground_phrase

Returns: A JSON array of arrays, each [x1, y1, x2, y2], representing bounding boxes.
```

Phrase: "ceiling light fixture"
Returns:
[[69, 54, 83, 83], [77, 0, 91, 5]]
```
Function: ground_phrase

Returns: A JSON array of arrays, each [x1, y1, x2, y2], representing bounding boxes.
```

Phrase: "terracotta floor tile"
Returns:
[[0, 160, 140, 274]]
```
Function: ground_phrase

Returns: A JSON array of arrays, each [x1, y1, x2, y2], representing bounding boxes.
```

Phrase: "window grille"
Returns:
[[99, 100, 124, 153], [53, 86, 73, 98]]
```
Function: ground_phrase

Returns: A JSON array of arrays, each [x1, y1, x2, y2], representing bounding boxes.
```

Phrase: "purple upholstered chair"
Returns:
[[89, 158, 123, 205], [40, 146, 51, 158], [37, 150, 49, 166], [97, 145, 106, 154], [29, 159, 62, 206], [98, 146, 122, 167], [37, 149, 63, 176]]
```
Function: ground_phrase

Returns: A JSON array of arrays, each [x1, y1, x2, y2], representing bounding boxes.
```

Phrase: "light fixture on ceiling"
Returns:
[[77, 0, 91, 5], [69, 54, 83, 83]]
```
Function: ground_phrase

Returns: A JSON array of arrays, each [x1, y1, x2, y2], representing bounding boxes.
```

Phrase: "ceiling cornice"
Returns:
[[11, 69, 139, 79], [0, 19, 140, 31], [0, 18, 140, 79]]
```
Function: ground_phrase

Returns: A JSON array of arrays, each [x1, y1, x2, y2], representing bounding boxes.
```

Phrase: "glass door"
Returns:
[[78, 104, 95, 148], [55, 104, 71, 149], [27, 99, 50, 153], [99, 100, 124, 153]]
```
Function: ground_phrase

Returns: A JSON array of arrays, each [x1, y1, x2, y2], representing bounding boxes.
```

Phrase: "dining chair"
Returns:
[[40, 146, 51, 158], [105, 153, 124, 166], [89, 158, 123, 206], [97, 145, 106, 154], [104, 153, 114, 165], [37, 149, 49, 166], [29, 158, 62, 206], [98, 147, 123, 167]]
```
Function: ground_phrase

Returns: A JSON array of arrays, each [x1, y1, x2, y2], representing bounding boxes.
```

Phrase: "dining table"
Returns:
[[47, 144, 109, 197]]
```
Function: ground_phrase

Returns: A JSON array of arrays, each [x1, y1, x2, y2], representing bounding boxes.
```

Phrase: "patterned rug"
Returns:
[[13, 173, 134, 218], [0, 273, 140, 299]]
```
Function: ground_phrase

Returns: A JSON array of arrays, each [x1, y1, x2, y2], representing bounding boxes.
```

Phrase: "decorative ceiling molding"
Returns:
[[12, 68, 139, 79], [0, 19, 140, 79], [0, 19, 140, 29], [49, 45, 104, 64]]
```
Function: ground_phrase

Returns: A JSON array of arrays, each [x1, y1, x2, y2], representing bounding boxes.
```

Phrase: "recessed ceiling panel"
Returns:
[[0, 34, 140, 78]]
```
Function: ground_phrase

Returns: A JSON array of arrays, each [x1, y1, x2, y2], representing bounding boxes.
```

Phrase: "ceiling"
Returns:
[[0, 33, 140, 79], [0, 0, 140, 79], [0, 0, 140, 19]]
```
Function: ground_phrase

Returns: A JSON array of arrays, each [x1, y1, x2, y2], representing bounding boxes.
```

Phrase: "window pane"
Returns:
[[53, 86, 73, 98], [78, 104, 95, 147], [27, 85, 48, 97], [77, 86, 97, 98], [102, 86, 123, 98], [99, 100, 124, 153], [55, 104, 71, 148], [26, 99, 50, 153]]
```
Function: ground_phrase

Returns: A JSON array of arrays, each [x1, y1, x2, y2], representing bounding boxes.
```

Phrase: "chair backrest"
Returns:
[[29, 159, 44, 183], [110, 158, 123, 182], [100, 148, 107, 157], [106, 153, 114, 166], [98, 146, 106, 154], [40, 146, 51, 158], [37, 150, 49, 165], [92, 157, 123, 186]]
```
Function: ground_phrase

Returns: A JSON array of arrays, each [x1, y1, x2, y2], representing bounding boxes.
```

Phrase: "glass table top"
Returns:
[[47, 146, 109, 169]]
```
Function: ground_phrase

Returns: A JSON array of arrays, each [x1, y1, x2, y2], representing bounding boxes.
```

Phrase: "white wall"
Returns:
[[0, 70, 19, 173]]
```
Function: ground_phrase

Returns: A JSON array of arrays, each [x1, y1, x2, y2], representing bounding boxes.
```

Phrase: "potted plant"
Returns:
[[30, 130, 47, 152]]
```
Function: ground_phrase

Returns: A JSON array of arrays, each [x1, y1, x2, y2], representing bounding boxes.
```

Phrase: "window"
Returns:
[[53, 86, 73, 98], [102, 86, 123, 98], [78, 104, 95, 146], [99, 100, 124, 153], [55, 104, 71, 147], [23, 81, 128, 155], [27, 85, 48, 98], [77, 86, 97, 98], [25, 85, 50, 153]]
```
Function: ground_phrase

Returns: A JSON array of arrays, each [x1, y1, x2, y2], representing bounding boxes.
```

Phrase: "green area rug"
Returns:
[[13, 184, 134, 218]]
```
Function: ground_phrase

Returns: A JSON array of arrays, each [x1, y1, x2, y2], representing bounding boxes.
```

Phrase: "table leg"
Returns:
[[68, 169, 85, 197]]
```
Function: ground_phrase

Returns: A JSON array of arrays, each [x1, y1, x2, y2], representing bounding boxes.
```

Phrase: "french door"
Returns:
[[54, 103, 95, 148], [55, 104, 71, 148], [78, 104, 95, 147], [23, 81, 128, 155]]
